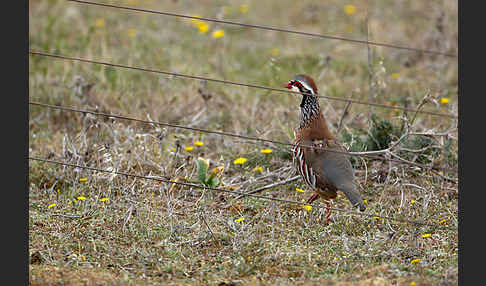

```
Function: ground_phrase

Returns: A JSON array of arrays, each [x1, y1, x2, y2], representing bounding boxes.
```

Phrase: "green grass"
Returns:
[[29, 0, 458, 285]]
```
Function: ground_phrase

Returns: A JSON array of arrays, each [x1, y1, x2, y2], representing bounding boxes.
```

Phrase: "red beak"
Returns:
[[284, 82, 292, 89]]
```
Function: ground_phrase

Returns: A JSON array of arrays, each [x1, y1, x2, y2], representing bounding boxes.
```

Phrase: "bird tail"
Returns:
[[340, 184, 366, 211]]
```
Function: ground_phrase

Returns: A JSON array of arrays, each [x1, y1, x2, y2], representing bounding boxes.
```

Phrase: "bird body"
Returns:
[[286, 74, 365, 216]]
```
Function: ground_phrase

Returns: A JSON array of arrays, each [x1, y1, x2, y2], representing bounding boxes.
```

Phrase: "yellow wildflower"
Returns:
[[410, 258, 421, 264], [296, 188, 305, 193], [392, 73, 399, 79], [79, 178, 88, 182], [189, 16, 208, 33], [233, 157, 247, 165], [198, 22, 210, 34], [185, 146, 194, 151], [234, 217, 245, 223], [240, 4, 249, 14], [344, 5, 356, 15], [421, 233, 432, 238], [212, 29, 225, 39], [302, 204, 312, 211], [77, 196, 86, 201], [363, 199, 368, 204], [410, 282, 416, 286], [260, 148, 273, 154], [95, 18, 105, 28], [253, 166, 263, 173], [372, 216, 382, 220], [100, 198, 109, 202], [190, 15, 202, 26], [441, 98, 450, 104], [48, 203, 56, 208], [194, 141, 204, 147], [127, 28, 137, 38], [212, 166, 224, 174], [411, 199, 415, 205], [439, 219, 447, 225]]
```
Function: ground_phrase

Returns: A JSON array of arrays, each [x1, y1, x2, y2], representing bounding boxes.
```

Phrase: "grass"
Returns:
[[29, 0, 458, 285]]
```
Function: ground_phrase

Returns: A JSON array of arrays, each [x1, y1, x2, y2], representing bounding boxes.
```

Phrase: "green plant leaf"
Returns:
[[196, 157, 209, 185], [206, 175, 219, 187]]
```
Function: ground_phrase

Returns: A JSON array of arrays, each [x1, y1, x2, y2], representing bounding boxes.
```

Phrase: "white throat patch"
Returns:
[[290, 85, 300, 93]]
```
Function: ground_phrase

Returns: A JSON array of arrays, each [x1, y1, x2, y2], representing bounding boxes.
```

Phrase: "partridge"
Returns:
[[285, 74, 366, 222]]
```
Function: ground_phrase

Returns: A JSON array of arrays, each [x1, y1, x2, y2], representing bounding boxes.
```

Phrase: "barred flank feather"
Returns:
[[292, 144, 317, 189]]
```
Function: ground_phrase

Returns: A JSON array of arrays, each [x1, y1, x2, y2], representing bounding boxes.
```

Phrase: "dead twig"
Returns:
[[409, 90, 432, 126], [200, 212, 216, 242], [224, 175, 300, 206], [337, 93, 353, 134], [122, 205, 134, 233]]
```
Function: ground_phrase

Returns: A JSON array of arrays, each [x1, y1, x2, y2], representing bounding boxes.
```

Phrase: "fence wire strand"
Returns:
[[29, 156, 457, 231], [29, 101, 458, 174], [66, 0, 457, 58], [29, 51, 458, 119], [29, 2, 458, 235]]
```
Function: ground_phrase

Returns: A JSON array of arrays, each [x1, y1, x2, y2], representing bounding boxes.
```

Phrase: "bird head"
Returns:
[[284, 74, 318, 97]]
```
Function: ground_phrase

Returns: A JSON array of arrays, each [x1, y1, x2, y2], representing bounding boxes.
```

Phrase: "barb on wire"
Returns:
[[29, 101, 458, 174], [29, 51, 457, 119], [67, 0, 457, 58], [28, 156, 457, 231]]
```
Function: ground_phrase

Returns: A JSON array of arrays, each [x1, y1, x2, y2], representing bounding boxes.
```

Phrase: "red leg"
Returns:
[[324, 201, 332, 224], [305, 193, 332, 224], [306, 192, 319, 204]]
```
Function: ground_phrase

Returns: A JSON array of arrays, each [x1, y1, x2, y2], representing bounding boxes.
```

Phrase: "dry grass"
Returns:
[[29, 0, 457, 285]]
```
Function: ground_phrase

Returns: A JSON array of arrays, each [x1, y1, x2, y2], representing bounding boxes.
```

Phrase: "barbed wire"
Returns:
[[29, 156, 457, 231], [66, 0, 457, 58], [29, 101, 458, 175], [29, 51, 457, 119]]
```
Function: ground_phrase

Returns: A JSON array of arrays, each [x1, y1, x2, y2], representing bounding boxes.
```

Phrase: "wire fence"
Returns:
[[29, 1, 458, 234], [29, 51, 458, 119], [67, 0, 457, 58], [29, 156, 457, 231], [29, 101, 458, 175]]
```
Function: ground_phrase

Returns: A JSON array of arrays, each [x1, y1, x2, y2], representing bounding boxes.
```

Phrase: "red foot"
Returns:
[[324, 201, 332, 224]]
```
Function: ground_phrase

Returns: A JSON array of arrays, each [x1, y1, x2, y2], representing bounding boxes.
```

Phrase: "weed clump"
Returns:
[[341, 114, 448, 166]]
